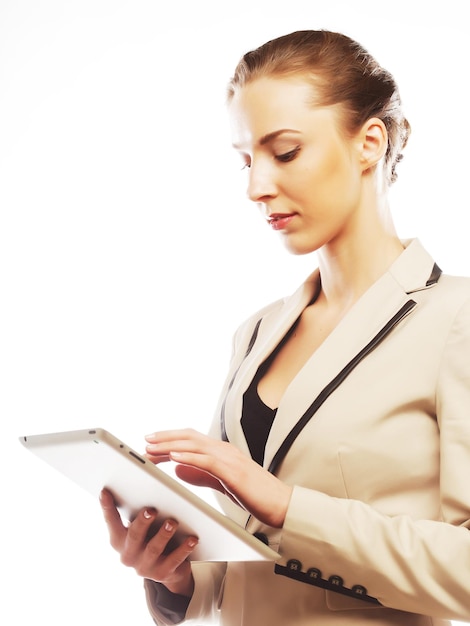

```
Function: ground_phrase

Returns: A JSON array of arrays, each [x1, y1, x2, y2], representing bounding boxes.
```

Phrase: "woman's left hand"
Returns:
[[145, 429, 292, 529]]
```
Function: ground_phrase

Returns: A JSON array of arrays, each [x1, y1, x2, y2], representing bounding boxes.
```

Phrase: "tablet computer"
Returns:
[[19, 427, 279, 563]]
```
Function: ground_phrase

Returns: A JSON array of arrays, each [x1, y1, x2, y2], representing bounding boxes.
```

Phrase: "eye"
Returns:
[[275, 146, 300, 163]]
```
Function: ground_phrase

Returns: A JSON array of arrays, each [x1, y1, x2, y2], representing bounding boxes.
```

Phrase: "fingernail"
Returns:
[[188, 538, 198, 548], [164, 520, 175, 532], [143, 510, 153, 520]]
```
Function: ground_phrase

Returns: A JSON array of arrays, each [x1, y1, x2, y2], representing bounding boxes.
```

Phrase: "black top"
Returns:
[[241, 320, 299, 465]]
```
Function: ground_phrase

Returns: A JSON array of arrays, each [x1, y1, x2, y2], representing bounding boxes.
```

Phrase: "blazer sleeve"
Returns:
[[277, 296, 470, 621], [144, 562, 227, 625]]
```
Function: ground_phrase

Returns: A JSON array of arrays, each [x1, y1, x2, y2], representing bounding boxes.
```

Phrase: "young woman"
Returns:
[[100, 30, 470, 625]]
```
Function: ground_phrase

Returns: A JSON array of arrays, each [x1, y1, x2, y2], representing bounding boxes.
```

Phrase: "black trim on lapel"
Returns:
[[221, 318, 263, 442], [426, 263, 442, 287], [221, 300, 417, 463], [267, 299, 417, 475]]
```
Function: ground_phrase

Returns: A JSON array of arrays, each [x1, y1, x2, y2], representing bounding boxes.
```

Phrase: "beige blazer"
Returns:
[[146, 239, 470, 626]]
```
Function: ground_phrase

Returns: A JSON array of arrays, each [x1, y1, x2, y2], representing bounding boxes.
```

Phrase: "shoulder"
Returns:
[[416, 274, 470, 358], [406, 272, 470, 346], [429, 273, 470, 317], [436, 273, 470, 295], [232, 297, 286, 354]]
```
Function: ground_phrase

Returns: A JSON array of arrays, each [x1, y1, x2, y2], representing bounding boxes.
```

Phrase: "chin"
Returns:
[[283, 237, 319, 257]]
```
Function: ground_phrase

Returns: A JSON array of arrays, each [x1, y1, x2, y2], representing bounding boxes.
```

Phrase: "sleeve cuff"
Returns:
[[144, 579, 190, 625]]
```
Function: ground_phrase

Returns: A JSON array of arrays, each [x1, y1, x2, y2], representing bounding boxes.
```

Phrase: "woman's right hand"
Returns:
[[99, 488, 198, 597]]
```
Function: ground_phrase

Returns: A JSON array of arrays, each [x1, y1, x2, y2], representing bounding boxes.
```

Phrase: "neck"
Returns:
[[315, 200, 404, 310]]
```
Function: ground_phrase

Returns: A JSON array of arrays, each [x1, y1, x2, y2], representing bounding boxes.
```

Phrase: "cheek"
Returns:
[[293, 160, 352, 209], [296, 147, 351, 196], [313, 149, 361, 208], [320, 146, 355, 185]]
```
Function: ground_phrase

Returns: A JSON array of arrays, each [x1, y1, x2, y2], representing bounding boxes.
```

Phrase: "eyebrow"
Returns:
[[232, 129, 301, 149]]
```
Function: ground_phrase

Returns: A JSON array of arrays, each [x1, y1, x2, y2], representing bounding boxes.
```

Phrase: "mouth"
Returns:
[[267, 213, 297, 231]]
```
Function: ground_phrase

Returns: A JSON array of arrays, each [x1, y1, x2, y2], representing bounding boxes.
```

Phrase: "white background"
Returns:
[[1, 1, 469, 624]]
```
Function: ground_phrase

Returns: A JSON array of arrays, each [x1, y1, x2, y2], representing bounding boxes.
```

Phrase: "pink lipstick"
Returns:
[[267, 213, 296, 231]]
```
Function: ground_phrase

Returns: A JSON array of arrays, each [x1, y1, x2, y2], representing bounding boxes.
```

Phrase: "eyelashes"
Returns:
[[240, 146, 301, 169], [275, 146, 301, 163]]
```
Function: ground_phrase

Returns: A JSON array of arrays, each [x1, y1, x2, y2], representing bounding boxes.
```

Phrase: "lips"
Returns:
[[267, 213, 296, 231]]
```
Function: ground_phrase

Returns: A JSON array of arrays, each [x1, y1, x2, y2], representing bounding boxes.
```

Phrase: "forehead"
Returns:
[[229, 76, 339, 148]]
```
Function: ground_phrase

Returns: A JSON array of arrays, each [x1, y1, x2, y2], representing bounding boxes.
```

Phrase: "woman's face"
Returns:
[[229, 76, 367, 255]]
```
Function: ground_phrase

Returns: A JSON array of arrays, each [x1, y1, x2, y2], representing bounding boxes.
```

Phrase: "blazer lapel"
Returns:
[[264, 272, 416, 471], [221, 269, 320, 450], [223, 239, 439, 468]]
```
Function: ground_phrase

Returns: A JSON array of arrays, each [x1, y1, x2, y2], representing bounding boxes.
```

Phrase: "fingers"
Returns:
[[123, 512, 198, 586], [145, 430, 247, 497], [99, 488, 127, 549], [100, 488, 199, 587], [144, 452, 172, 464], [141, 522, 198, 577], [145, 428, 200, 444], [120, 507, 159, 566], [174, 464, 225, 492], [145, 430, 205, 465], [145, 429, 227, 464]]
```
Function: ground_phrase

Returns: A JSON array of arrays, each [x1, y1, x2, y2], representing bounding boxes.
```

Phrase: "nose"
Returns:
[[246, 160, 277, 203]]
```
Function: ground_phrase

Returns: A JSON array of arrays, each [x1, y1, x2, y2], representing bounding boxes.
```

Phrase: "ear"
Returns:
[[357, 117, 388, 172]]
